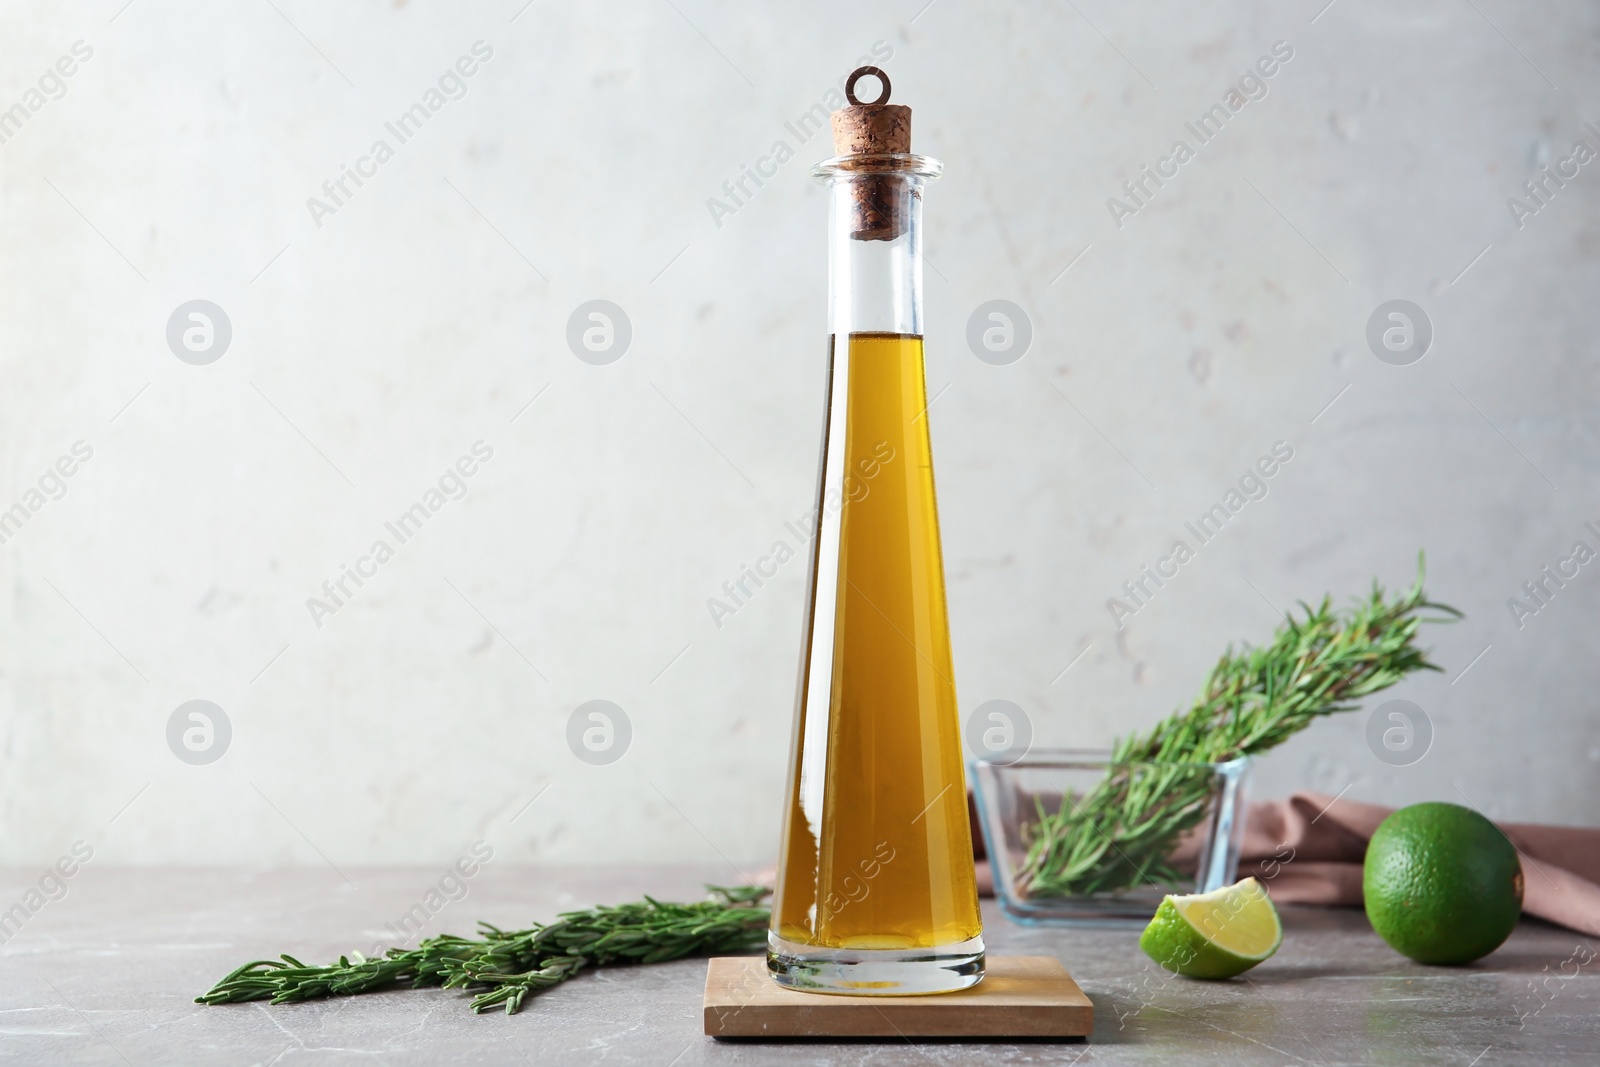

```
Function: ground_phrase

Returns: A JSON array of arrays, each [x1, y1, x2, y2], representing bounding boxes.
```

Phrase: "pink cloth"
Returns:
[[1235, 792, 1600, 936]]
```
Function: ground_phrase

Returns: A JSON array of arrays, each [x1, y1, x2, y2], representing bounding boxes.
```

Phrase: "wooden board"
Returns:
[[703, 955, 1093, 1040]]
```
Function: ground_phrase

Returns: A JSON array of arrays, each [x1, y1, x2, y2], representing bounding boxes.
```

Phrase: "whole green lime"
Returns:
[[1363, 801, 1523, 965]]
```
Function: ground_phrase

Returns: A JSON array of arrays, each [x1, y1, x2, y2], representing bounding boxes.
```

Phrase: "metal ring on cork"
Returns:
[[845, 66, 891, 107]]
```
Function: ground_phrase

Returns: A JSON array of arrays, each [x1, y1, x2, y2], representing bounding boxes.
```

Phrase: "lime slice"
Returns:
[[1138, 877, 1283, 979]]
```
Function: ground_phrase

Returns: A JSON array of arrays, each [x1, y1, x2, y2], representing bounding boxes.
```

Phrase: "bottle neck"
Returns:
[[826, 173, 926, 337]]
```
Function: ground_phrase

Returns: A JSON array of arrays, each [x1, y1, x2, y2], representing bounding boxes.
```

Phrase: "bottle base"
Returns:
[[766, 932, 985, 995]]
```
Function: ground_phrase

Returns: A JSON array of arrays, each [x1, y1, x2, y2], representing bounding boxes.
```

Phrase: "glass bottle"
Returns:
[[768, 69, 983, 995]]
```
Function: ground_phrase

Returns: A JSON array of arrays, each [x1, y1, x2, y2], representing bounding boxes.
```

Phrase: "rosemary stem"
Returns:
[[1018, 557, 1458, 898]]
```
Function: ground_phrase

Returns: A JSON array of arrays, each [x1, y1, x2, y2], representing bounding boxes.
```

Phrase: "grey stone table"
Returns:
[[2, 865, 1595, 1065]]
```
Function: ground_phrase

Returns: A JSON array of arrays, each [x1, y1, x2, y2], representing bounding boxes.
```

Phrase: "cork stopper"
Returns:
[[830, 67, 913, 241]]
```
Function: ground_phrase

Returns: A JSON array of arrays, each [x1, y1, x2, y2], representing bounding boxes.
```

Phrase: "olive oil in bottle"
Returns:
[[769, 69, 983, 995]]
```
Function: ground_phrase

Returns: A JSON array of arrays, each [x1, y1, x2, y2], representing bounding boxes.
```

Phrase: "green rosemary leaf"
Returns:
[[1018, 556, 1459, 898], [196, 885, 770, 1016]]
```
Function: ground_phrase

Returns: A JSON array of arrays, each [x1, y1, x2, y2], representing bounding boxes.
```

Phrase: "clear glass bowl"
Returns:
[[971, 749, 1251, 926]]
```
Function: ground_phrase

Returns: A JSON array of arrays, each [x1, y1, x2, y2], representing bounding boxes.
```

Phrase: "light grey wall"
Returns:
[[2, 1, 1595, 870]]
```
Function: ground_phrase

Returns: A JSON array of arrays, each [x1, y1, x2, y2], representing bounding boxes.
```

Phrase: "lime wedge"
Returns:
[[1138, 877, 1283, 979]]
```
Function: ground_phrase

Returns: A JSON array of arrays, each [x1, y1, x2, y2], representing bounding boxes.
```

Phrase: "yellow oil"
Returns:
[[774, 332, 981, 951]]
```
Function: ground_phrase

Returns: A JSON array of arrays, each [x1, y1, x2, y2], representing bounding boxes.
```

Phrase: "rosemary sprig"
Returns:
[[1018, 557, 1460, 898], [197, 885, 769, 1016]]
